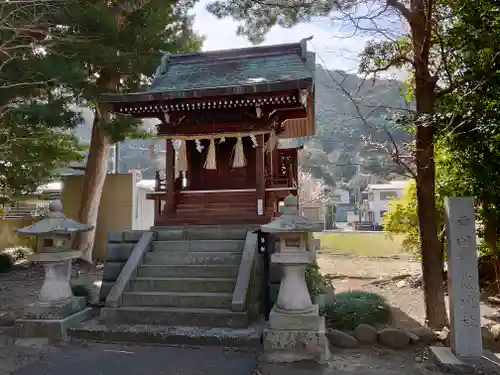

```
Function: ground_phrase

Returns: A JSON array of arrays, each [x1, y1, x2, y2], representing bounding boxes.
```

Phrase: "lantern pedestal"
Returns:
[[16, 250, 92, 341], [263, 250, 330, 364], [260, 195, 330, 364], [14, 201, 95, 342]]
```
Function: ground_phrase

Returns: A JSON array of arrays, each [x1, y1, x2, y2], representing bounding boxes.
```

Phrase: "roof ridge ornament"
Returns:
[[154, 53, 171, 78], [300, 36, 313, 61]]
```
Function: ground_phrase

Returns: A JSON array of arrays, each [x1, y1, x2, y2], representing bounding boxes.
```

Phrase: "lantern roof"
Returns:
[[16, 200, 93, 236], [261, 194, 322, 233]]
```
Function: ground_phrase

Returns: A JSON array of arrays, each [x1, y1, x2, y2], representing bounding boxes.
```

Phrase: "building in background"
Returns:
[[365, 180, 411, 225]]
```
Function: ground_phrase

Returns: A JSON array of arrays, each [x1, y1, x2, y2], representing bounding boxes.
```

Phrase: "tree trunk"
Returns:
[[410, 1, 449, 328], [415, 125, 448, 329], [73, 104, 111, 263]]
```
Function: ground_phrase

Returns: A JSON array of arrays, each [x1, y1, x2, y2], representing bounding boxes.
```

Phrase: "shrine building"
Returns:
[[101, 39, 316, 226]]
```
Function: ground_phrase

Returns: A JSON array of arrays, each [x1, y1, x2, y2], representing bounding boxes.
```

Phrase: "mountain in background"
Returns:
[[71, 65, 411, 182]]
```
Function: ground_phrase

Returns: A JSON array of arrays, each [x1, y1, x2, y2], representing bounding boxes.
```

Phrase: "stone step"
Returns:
[[68, 320, 261, 348], [151, 240, 244, 252], [145, 252, 242, 265], [159, 217, 268, 227], [129, 277, 236, 293], [100, 306, 249, 328], [122, 291, 233, 309], [137, 264, 239, 278], [154, 227, 249, 241]]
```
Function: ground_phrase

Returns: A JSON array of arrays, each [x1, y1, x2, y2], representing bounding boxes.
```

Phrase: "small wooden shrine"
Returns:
[[101, 40, 315, 226]]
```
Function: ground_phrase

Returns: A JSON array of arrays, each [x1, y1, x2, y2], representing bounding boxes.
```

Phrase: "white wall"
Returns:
[[368, 188, 405, 224], [133, 186, 155, 230], [330, 188, 350, 204]]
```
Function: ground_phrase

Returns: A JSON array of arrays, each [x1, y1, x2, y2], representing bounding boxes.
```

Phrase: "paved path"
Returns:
[[13, 343, 258, 375]]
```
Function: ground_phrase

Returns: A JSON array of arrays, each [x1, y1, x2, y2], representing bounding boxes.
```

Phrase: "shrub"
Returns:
[[3, 246, 33, 262], [0, 252, 14, 273], [322, 290, 391, 330], [305, 263, 334, 296], [71, 283, 91, 300]]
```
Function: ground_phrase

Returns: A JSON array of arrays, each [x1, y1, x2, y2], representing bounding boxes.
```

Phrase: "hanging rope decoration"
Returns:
[[232, 136, 246, 168], [264, 130, 278, 153], [174, 139, 188, 178], [204, 139, 217, 170]]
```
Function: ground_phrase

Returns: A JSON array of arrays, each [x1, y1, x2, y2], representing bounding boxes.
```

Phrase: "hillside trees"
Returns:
[[45, 0, 202, 262], [0, 0, 83, 202]]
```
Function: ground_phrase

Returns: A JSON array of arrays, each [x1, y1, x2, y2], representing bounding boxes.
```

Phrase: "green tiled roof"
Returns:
[[149, 42, 315, 94]]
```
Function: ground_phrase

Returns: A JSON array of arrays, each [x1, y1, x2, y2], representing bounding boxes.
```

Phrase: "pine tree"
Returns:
[[46, 0, 202, 262], [0, 0, 83, 202]]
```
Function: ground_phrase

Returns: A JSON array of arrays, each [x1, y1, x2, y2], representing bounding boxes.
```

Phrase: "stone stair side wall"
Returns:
[[231, 231, 263, 321], [99, 230, 145, 303]]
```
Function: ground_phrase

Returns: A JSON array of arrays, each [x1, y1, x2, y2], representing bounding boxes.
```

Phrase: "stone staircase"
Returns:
[[69, 226, 262, 347]]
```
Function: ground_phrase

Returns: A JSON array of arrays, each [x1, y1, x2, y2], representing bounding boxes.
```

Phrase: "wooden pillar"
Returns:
[[256, 134, 265, 216], [165, 139, 176, 215]]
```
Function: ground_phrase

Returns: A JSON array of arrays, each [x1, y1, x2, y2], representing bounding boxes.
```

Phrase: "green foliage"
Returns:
[[0, 0, 84, 202], [382, 180, 420, 254], [0, 253, 14, 273], [2, 247, 34, 263], [207, 0, 341, 44], [71, 283, 91, 299], [47, 0, 203, 139], [305, 263, 334, 296], [322, 291, 391, 330]]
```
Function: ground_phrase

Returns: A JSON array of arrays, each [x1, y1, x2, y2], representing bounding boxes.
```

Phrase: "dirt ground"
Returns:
[[316, 252, 499, 329], [0, 254, 499, 374]]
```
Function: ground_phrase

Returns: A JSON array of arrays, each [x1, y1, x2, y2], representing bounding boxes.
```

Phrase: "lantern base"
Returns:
[[263, 306, 330, 364], [24, 296, 86, 320]]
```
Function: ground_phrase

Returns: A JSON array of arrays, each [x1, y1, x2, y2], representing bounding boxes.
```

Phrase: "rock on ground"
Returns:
[[326, 329, 359, 348], [352, 324, 378, 344], [377, 328, 410, 349]]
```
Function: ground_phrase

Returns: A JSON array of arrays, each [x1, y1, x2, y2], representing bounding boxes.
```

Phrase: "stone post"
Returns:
[[261, 194, 330, 364], [444, 197, 482, 359]]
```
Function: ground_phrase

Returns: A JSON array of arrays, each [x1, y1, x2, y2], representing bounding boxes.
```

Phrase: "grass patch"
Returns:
[[322, 290, 391, 330], [314, 232, 408, 257]]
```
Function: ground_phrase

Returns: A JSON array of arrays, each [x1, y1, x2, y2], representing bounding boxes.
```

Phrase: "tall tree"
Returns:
[[0, 0, 83, 202], [207, 0, 450, 328], [47, 0, 202, 262], [435, 0, 500, 254]]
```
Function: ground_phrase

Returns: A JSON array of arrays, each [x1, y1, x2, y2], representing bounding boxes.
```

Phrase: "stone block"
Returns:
[[106, 243, 136, 262], [108, 231, 124, 243], [16, 307, 94, 342], [24, 297, 86, 319], [155, 229, 184, 241], [268, 307, 322, 331], [99, 281, 114, 302], [123, 230, 145, 243], [429, 346, 473, 373], [102, 261, 125, 281], [263, 327, 330, 364]]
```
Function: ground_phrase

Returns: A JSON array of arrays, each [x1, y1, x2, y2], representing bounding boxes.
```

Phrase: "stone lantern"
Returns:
[[261, 194, 330, 363], [15, 200, 93, 340]]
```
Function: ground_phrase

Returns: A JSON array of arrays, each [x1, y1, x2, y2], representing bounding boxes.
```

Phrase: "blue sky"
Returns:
[[192, 0, 373, 74]]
